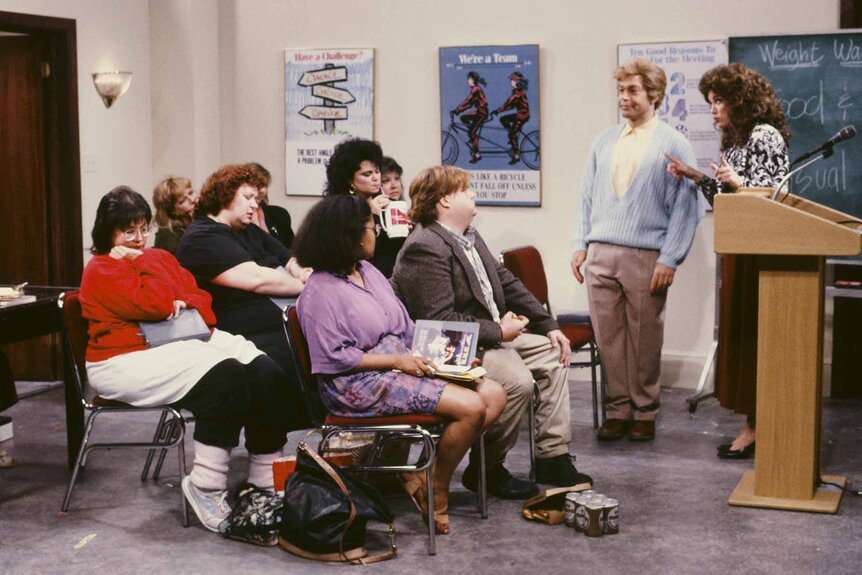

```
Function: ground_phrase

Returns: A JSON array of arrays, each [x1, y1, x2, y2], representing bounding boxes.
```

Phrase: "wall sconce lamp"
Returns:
[[92, 71, 133, 108]]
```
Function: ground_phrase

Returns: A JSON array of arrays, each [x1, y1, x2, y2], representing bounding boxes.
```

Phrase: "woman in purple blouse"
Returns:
[[293, 194, 506, 535]]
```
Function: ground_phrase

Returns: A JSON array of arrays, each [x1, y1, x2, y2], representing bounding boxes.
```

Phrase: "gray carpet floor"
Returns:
[[1, 377, 860, 574]]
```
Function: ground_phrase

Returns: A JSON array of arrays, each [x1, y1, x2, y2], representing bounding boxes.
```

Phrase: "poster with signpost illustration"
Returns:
[[285, 48, 374, 196], [618, 40, 728, 209], [440, 44, 541, 207]]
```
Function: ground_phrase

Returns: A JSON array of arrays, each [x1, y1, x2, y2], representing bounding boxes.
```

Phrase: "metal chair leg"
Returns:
[[477, 433, 487, 518], [528, 380, 538, 483], [599, 362, 607, 426], [141, 411, 170, 480], [153, 418, 181, 480], [590, 343, 600, 428], [425, 462, 436, 555], [179, 437, 189, 527], [61, 412, 98, 512]]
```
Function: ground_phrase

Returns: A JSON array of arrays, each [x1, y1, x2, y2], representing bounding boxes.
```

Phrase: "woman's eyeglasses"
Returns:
[[121, 225, 150, 241], [365, 224, 382, 237]]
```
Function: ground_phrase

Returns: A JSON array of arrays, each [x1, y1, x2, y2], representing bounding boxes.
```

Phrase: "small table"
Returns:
[[0, 285, 80, 467]]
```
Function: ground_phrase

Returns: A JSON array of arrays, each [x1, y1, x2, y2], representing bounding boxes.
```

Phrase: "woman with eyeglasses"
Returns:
[[293, 194, 506, 535], [80, 186, 300, 533], [324, 138, 405, 278]]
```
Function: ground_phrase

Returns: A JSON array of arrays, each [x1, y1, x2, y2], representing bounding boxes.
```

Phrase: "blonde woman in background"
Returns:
[[153, 176, 198, 254]]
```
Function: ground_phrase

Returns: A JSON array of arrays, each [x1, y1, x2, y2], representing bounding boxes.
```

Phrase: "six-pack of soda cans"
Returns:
[[564, 490, 619, 537]]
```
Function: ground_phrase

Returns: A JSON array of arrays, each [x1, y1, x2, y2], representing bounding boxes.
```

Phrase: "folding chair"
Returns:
[[283, 305, 486, 555], [500, 246, 606, 428], [58, 291, 189, 526]]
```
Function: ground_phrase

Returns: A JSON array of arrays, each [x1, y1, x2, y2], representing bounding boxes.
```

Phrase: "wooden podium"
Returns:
[[714, 190, 862, 513]]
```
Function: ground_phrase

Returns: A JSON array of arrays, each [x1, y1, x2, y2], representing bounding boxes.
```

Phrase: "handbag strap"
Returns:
[[298, 442, 397, 564]]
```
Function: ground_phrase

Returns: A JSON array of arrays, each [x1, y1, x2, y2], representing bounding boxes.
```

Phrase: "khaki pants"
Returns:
[[585, 243, 667, 421], [481, 333, 571, 467]]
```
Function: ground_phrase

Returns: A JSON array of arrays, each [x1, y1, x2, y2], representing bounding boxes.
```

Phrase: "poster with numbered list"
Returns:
[[284, 48, 374, 196], [440, 44, 541, 207]]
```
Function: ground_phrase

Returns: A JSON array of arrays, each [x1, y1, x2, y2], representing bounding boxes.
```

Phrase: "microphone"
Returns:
[[791, 125, 856, 166]]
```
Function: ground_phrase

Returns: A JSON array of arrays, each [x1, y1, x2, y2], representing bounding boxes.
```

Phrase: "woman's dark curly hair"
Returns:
[[197, 164, 266, 217], [699, 63, 790, 149], [293, 194, 371, 275], [91, 186, 152, 254], [324, 138, 383, 195]]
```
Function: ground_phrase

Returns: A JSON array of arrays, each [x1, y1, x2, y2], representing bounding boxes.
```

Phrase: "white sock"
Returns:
[[248, 450, 283, 490], [189, 441, 231, 491]]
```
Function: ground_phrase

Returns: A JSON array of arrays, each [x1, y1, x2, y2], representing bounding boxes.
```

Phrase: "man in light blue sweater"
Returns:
[[571, 59, 703, 442]]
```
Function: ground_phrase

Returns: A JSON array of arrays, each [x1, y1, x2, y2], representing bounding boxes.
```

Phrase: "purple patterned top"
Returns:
[[297, 261, 415, 375]]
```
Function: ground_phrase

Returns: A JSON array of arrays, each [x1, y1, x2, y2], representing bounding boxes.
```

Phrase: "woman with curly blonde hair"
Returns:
[[667, 63, 789, 460]]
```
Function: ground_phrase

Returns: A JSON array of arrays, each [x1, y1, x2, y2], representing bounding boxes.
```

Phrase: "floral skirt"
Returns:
[[317, 335, 447, 418]]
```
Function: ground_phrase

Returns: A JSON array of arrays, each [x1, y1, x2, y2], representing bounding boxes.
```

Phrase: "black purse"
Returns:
[[279, 440, 397, 564]]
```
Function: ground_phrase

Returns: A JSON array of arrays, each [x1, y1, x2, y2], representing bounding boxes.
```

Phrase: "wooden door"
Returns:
[[0, 34, 57, 380]]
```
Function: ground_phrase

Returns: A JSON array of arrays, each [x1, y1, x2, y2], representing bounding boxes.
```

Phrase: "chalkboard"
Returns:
[[730, 32, 862, 218]]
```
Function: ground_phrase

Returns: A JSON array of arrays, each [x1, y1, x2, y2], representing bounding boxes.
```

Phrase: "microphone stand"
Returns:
[[770, 146, 834, 201]]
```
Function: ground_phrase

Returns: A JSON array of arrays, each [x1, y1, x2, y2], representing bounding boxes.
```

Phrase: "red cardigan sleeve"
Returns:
[[84, 252, 177, 321], [157, 250, 217, 326]]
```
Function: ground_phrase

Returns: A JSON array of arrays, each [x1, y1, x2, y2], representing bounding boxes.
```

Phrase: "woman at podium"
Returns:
[[666, 63, 789, 459]]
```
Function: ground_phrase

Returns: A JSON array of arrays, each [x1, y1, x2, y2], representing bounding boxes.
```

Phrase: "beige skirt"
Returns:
[[86, 329, 264, 407]]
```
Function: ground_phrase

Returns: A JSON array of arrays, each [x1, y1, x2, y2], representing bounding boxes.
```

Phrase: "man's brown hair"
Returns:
[[408, 165, 470, 226]]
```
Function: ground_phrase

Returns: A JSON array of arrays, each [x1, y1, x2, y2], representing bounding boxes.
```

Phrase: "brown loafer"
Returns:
[[597, 418, 631, 441], [628, 420, 655, 442]]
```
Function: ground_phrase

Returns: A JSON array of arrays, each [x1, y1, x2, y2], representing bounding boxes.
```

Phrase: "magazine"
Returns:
[[411, 320, 480, 374]]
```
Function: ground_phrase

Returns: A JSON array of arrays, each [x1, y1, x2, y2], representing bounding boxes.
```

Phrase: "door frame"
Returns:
[[0, 10, 82, 286]]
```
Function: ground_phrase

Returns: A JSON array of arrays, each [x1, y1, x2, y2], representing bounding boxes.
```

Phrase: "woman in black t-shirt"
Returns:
[[176, 164, 311, 429]]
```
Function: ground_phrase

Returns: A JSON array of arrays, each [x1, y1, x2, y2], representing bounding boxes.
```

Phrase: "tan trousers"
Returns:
[[585, 243, 667, 421], [481, 333, 571, 466]]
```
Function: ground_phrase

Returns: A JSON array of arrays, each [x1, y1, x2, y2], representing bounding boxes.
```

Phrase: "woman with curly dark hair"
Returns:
[[667, 63, 790, 460], [667, 63, 789, 205], [325, 137, 405, 277]]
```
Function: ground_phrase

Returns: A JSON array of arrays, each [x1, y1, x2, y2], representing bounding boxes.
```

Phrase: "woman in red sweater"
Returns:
[[80, 186, 297, 534]]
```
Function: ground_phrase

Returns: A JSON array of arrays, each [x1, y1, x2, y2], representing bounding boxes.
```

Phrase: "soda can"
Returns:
[[564, 492, 578, 527], [585, 500, 605, 537], [573, 493, 589, 533], [602, 498, 619, 534], [587, 495, 606, 532]]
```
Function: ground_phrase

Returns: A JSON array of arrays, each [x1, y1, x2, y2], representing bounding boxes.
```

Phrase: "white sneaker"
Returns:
[[182, 475, 232, 532]]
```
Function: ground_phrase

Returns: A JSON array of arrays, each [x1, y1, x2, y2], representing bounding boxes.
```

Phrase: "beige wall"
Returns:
[[150, 0, 221, 187], [0, 0, 840, 385]]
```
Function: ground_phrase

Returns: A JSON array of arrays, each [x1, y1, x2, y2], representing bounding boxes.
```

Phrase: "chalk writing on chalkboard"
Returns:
[[730, 33, 862, 219]]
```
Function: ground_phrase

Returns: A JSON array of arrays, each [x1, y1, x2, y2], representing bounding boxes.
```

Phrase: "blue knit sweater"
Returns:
[[572, 120, 704, 269]]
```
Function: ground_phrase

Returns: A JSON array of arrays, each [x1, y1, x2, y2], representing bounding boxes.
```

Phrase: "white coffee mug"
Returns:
[[380, 200, 410, 238]]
